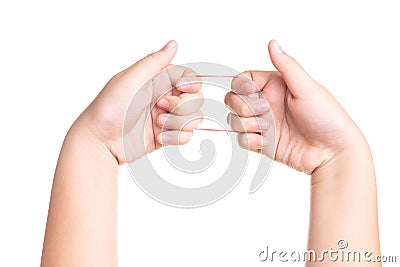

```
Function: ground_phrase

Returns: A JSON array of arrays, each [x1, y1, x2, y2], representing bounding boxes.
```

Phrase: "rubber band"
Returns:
[[191, 75, 240, 133], [194, 75, 240, 78], [195, 128, 238, 133]]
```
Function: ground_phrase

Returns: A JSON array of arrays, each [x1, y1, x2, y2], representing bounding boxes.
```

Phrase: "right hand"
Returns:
[[225, 40, 365, 174]]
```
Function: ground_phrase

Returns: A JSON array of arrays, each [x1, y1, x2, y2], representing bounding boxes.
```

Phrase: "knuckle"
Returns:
[[239, 118, 248, 131], [178, 132, 192, 145], [182, 67, 196, 77], [224, 92, 233, 105], [239, 104, 249, 115], [196, 93, 204, 106], [226, 113, 232, 126], [197, 111, 204, 123], [170, 100, 182, 113], [143, 52, 156, 61], [237, 134, 249, 149]]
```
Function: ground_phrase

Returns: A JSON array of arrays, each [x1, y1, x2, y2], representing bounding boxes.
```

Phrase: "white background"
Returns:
[[1, 0, 399, 266]]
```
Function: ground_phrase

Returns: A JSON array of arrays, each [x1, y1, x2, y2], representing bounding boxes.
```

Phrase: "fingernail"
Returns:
[[159, 114, 171, 127], [159, 133, 171, 144], [272, 40, 284, 54], [157, 98, 169, 109], [162, 40, 176, 52]]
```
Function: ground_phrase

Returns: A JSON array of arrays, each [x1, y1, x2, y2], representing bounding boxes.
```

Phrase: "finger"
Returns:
[[157, 130, 193, 146], [157, 111, 203, 131], [268, 39, 317, 98], [231, 74, 261, 95], [237, 133, 265, 152], [231, 70, 286, 101], [156, 92, 204, 115], [227, 113, 270, 133], [167, 67, 202, 93], [224, 92, 269, 117], [113, 40, 178, 93]]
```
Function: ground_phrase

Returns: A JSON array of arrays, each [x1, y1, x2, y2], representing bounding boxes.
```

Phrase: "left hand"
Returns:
[[74, 40, 203, 164]]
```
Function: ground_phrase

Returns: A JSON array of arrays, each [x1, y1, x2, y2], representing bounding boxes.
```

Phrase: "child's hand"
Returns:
[[74, 40, 203, 164], [225, 40, 365, 174]]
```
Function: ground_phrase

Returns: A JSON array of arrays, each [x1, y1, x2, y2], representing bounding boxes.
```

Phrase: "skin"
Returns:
[[41, 40, 380, 266], [225, 40, 380, 266], [41, 40, 203, 267]]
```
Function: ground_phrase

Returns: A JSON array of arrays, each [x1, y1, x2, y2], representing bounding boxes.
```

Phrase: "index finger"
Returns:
[[231, 71, 278, 95], [166, 65, 202, 93]]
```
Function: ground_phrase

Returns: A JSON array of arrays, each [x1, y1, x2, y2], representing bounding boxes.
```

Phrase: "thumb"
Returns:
[[268, 40, 317, 98], [95, 40, 177, 130], [115, 40, 178, 90]]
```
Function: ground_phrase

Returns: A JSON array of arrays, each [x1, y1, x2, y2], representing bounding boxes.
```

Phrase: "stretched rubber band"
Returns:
[[195, 128, 238, 133], [194, 75, 240, 78], [188, 75, 240, 132]]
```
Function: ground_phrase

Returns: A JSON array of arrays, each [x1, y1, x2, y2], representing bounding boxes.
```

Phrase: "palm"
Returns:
[[86, 65, 202, 164], [83, 75, 162, 164], [226, 41, 359, 174], [260, 73, 352, 174], [124, 84, 182, 162]]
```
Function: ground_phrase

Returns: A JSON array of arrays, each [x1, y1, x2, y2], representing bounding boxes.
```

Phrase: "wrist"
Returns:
[[307, 132, 380, 262], [66, 117, 120, 168], [311, 132, 374, 184]]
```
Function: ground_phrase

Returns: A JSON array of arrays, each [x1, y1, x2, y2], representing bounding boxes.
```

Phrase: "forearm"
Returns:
[[307, 138, 380, 266], [41, 120, 119, 267]]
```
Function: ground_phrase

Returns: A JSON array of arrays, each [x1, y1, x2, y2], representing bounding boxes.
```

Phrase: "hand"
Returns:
[[225, 40, 365, 174], [74, 40, 203, 164]]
